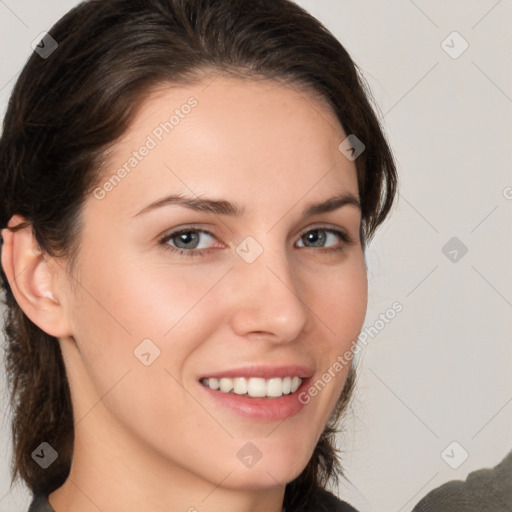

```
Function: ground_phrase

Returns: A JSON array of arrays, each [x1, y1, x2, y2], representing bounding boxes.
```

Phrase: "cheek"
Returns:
[[312, 252, 368, 345], [77, 246, 229, 343], [65, 252, 228, 440]]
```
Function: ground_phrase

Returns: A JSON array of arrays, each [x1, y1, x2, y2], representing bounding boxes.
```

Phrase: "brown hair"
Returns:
[[0, 0, 397, 509]]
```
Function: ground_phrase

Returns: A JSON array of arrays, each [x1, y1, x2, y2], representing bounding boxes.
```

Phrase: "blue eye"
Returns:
[[296, 228, 349, 250], [160, 229, 217, 256], [159, 226, 352, 257]]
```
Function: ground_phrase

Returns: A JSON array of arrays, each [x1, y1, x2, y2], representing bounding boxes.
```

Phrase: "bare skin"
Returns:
[[2, 75, 367, 512]]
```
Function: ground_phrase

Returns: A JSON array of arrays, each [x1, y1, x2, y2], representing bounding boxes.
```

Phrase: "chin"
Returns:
[[220, 466, 304, 491], [217, 449, 310, 491]]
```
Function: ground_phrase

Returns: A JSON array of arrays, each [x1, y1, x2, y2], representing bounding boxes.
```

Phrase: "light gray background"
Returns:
[[1, 1, 511, 511]]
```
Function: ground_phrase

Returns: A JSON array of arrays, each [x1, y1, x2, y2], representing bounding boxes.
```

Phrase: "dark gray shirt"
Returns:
[[411, 450, 512, 512]]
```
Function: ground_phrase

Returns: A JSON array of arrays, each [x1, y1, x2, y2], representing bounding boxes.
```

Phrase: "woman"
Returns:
[[0, 0, 397, 511]]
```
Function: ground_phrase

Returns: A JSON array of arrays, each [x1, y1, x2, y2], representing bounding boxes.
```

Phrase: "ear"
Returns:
[[1, 214, 73, 338]]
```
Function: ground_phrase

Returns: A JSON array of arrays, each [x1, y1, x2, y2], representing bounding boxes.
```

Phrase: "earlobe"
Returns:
[[1, 214, 72, 338]]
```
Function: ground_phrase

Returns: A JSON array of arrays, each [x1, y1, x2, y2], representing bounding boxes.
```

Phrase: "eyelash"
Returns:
[[158, 226, 353, 258]]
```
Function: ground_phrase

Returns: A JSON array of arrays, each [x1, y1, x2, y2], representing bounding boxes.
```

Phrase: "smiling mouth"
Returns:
[[200, 376, 303, 398]]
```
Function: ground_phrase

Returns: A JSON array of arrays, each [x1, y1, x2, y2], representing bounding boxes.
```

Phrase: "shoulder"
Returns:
[[314, 487, 360, 512], [411, 450, 512, 512]]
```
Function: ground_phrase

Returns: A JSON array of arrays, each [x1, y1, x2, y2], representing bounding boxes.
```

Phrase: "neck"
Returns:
[[48, 412, 286, 512]]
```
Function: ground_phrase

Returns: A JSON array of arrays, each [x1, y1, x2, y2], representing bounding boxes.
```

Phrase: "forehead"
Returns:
[[91, 75, 358, 220]]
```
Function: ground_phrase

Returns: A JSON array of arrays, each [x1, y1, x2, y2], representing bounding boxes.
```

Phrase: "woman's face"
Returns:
[[57, 75, 367, 492]]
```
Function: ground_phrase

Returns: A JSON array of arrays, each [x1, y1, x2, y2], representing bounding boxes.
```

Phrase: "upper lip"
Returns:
[[199, 364, 314, 380]]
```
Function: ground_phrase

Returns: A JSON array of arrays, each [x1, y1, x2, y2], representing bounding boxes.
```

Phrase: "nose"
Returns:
[[227, 243, 311, 343]]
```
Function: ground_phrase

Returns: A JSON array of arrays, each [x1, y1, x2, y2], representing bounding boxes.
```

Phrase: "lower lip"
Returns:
[[198, 378, 311, 421]]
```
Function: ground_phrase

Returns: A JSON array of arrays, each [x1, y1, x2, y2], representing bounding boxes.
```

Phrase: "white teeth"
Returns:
[[282, 376, 292, 394], [266, 378, 283, 397], [201, 376, 303, 397], [208, 377, 220, 390], [247, 377, 267, 397], [232, 377, 248, 395], [219, 378, 233, 393]]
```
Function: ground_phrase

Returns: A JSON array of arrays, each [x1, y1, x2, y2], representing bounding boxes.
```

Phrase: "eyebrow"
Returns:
[[133, 192, 360, 218]]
